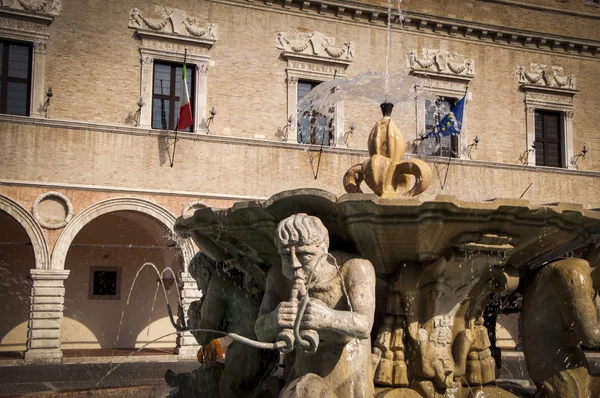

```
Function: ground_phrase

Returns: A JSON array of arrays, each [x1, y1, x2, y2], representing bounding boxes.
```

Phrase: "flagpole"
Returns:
[[170, 49, 188, 168]]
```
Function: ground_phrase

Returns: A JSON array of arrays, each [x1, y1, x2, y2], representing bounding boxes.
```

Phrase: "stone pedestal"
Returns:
[[24, 269, 69, 364], [174, 272, 201, 357]]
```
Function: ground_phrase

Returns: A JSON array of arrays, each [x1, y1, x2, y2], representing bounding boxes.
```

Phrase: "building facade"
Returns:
[[0, 0, 598, 363]]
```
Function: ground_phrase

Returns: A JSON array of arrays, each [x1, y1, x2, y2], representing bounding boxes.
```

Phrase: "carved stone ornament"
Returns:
[[32, 191, 73, 229], [344, 116, 432, 198], [408, 48, 475, 76], [276, 31, 355, 61], [525, 91, 573, 105], [516, 63, 576, 89], [129, 6, 217, 40], [1, 0, 60, 16]]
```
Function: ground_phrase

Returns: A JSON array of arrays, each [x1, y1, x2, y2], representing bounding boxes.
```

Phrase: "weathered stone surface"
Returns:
[[522, 258, 600, 398], [255, 213, 376, 397]]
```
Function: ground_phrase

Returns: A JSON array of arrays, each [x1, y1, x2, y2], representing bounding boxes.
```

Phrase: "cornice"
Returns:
[[477, 0, 600, 19], [209, 0, 600, 60], [136, 29, 217, 48]]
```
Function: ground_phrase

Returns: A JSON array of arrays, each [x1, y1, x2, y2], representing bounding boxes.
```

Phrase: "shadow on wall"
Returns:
[[60, 211, 183, 350], [0, 211, 35, 352]]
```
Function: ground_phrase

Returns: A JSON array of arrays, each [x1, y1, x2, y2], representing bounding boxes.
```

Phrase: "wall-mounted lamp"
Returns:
[[571, 144, 588, 167], [466, 135, 480, 158], [519, 144, 535, 165], [43, 88, 52, 118], [133, 97, 145, 127], [280, 115, 293, 142], [206, 106, 217, 134], [344, 122, 356, 146]]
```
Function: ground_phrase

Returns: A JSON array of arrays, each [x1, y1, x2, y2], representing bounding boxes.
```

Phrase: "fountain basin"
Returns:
[[175, 188, 600, 396], [175, 188, 600, 278]]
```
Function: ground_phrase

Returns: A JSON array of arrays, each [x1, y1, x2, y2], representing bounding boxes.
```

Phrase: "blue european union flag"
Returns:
[[423, 96, 466, 140]]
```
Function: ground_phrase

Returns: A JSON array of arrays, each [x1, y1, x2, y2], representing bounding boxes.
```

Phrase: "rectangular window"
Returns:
[[535, 110, 563, 167], [297, 80, 333, 145], [88, 267, 121, 300], [151, 62, 194, 131], [0, 39, 32, 116], [424, 97, 458, 157]]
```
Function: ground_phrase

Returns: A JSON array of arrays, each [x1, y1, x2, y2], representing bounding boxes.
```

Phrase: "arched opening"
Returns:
[[0, 210, 35, 356], [61, 210, 183, 355]]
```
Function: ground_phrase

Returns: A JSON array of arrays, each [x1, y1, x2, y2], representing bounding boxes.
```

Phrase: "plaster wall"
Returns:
[[29, 0, 599, 171], [61, 246, 179, 349], [0, 123, 598, 208]]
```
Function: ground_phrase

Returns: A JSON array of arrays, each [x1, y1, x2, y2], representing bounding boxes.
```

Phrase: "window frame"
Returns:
[[414, 78, 471, 159], [151, 61, 195, 132], [0, 9, 52, 118], [136, 34, 213, 133], [0, 39, 33, 116], [523, 85, 576, 169], [296, 79, 334, 145], [424, 96, 460, 158], [282, 54, 351, 147], [534, 110, 564, 167], [88, 266, 121, 300]]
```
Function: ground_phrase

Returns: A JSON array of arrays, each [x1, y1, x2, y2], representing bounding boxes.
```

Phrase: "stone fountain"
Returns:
[[172, 105, 600, 398]]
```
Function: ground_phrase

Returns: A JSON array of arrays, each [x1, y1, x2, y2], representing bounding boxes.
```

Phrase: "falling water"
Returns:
[[385, 0, 392, 96], [115, 262, 171, 350], [161, 266, 182, 306]]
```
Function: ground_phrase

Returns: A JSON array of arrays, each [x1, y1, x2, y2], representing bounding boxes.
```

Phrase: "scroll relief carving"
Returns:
[[408, 48, 475, 76], [276, 31, 355, 60], [1, 0, 60, 16], [129, 6, 217, 40], [516, 63, 576, 89]]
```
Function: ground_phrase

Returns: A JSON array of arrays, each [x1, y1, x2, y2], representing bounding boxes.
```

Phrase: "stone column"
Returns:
[[174, 271, 201, 357], [24, 269, 69, 363]]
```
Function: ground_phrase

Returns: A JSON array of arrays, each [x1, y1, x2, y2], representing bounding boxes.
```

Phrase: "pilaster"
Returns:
[[24, 269, 69, 363], [173, 272, 201, 356]]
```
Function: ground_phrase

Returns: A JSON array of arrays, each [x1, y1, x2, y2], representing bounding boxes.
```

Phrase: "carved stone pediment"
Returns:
[[516, 63, 576, 90], [129, 6, 217, 46], [1, 0, 60, 18], [408, 48, 475, 81], [276, 31, 355, 62]]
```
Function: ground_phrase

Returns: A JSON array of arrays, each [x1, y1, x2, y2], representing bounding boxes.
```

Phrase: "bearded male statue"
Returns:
[[255, 213, 376, 397]]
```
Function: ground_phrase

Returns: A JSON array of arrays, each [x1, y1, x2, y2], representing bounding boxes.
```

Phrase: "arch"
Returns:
[[0, 194, 50, 270], [51, 197, 195, 271]]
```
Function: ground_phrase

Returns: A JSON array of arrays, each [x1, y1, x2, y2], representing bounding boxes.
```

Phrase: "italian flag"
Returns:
[[177, 62, 193, 131]]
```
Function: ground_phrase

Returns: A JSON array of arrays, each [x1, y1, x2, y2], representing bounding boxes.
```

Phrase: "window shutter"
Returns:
[[534, 110, 562, 167]]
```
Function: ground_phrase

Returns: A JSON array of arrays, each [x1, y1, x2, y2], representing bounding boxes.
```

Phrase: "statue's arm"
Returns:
[[255, 265, 286, 342], [193, 277, 227, 346], [306, 259, 376, 339], [559, 262, 600, 347]]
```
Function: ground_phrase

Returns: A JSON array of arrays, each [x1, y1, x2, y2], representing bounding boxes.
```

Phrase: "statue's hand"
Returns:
[[301, 298, 333, 330], [275, 300, 298, 329]]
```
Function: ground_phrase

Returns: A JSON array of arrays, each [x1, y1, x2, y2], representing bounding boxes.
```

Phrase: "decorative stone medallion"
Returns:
[[32, 191, 73, 229]]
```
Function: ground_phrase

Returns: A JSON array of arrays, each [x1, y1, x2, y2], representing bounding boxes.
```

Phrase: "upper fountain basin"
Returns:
[[175, 189, 600, 280]]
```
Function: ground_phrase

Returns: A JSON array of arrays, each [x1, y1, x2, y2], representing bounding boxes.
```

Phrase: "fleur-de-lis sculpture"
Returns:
[[343, 103, 432, 198]]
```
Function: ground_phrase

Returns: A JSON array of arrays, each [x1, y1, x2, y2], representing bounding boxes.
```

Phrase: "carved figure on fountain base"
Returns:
[[255, 213, 377, 397], [187, 253, 278, 398], [522, 258, 600, 398], [371, 234, 520, 398]]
